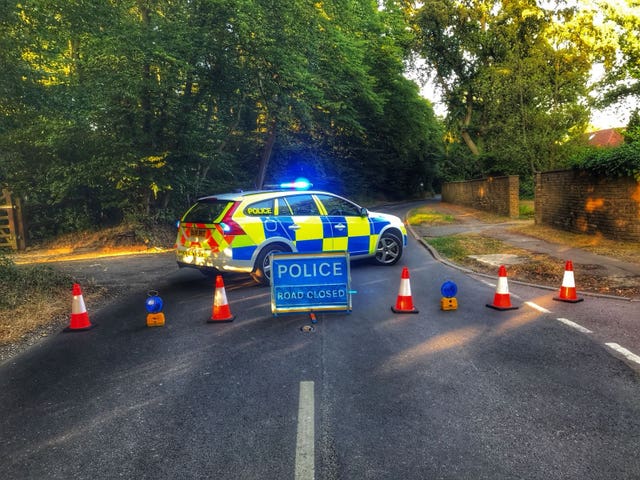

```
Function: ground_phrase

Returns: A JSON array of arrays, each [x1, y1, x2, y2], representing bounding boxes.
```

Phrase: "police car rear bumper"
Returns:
[[176, 249, 254, 273]]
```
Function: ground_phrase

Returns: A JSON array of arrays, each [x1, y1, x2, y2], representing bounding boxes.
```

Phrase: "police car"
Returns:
[[175, 188, 407, 284]]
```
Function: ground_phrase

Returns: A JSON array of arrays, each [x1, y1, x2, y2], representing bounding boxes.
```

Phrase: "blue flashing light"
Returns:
[[145, 292, 164, 313], [440, 281, 458, 298], [279, 177, 312, 190]]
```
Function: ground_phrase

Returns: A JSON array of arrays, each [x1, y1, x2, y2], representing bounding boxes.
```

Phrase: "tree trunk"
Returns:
[[255, 122, 276, 190], [461, 97, 480, 156]]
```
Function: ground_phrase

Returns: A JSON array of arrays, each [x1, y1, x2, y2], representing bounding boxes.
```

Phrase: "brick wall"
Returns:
[[535, 170, 640, 241], [441, 175, 520, 218]]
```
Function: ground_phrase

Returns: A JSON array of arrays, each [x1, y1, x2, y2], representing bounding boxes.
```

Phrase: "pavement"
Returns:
[[408, 199, 640, 301]]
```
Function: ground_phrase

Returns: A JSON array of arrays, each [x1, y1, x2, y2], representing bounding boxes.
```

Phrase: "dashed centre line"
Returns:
[[556, 317, 593, 334], [605, 343, 640, 366], [295, 381, 315, 480], [522, 301, 640, 367], [524, 301, 550, 313]]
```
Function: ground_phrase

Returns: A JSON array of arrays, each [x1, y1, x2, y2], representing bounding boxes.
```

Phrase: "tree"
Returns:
[[624, 109, 640, 143], [1, 0, 444, 241], [410, 0, 615, 179], [593, 0, 640, 112]]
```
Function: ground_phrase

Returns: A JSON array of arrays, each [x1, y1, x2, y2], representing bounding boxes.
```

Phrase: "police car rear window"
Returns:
[[183, 200, 232, 224]]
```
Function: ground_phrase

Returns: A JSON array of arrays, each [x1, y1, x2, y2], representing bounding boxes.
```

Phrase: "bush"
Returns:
[[0, 250, 71, 309], [571, 143, 640, 181]]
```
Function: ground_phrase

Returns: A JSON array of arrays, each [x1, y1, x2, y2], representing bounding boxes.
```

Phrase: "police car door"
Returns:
[[315, 194, 371, 257], [278, 194, 327, 253]]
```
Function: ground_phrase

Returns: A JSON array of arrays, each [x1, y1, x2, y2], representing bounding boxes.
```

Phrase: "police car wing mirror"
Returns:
[[360, 207, 368, 217]]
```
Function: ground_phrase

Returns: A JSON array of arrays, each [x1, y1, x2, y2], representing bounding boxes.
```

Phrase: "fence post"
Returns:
[[0, 189, 26, 250]]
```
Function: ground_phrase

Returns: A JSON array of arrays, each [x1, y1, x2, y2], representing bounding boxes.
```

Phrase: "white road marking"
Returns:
[[295, 381, 315, 480], [474, 275, 638, 368], [556, 318, 593, 334], [525, 301, 551, 313], [605, 343, 640, 366]]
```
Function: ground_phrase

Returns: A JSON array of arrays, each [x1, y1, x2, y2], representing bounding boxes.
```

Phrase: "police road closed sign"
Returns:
[[270, 252, 351, 315]]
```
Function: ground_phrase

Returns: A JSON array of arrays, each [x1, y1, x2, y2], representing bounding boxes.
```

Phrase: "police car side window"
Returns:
[[276, 198, 293, 216], [318, 195, 360, 216], [286, 195, 320, 216], [245, 199, 274, 216]]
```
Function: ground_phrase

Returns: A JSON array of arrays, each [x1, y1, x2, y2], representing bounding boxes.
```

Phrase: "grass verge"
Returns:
[[423, 233, 640, 298], [508, 224, 640, 265], [406, 209, 455, 225]]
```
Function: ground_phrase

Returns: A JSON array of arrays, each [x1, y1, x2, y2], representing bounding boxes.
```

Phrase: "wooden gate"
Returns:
[[0, 189, 26, 250]]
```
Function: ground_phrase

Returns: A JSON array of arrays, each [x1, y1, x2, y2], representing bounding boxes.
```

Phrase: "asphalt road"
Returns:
[[1, 202, 639, 479]]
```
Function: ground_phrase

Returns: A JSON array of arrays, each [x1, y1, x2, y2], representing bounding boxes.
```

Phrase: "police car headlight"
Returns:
[[223, 247, 233, 258]]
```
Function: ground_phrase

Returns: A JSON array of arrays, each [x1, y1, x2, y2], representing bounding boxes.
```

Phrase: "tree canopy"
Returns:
[[1, 0, 638, 241], [0, 0, 442, 240], [410, 0, 620, 183]]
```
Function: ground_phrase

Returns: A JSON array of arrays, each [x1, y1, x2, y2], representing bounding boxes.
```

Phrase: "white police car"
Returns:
[[175, 188, 407, 284]]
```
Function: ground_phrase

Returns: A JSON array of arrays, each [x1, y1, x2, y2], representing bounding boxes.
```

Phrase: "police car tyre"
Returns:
[[373, 231, 403, 266], [252, 243, 290, 285]]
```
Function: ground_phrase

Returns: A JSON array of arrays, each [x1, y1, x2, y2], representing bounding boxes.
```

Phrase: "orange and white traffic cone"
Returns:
[[554, 260, 584, 303], [64, 283, 95, 332], [208, 275, 235, 322], [486, 265, 519, 311], [391, 267, 419, 314]]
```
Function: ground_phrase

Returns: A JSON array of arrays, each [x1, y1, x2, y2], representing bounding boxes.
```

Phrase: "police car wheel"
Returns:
[[374, 232, 402, 266], [252, 244, 289, 285]]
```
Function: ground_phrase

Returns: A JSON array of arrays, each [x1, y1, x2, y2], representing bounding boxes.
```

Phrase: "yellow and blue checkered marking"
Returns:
[[229, 214, 394, 260]]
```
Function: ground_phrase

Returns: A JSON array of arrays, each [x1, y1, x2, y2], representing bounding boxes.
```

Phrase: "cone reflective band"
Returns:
[[391, 267, 419, 314], [486, 265, 518, 311], [208, 275, 235, 322], [554, 260, 584, 303], [64, 283, 95, 332]]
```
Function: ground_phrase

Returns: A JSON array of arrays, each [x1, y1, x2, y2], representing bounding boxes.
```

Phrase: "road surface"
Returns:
[[1, 202, 639, 479]]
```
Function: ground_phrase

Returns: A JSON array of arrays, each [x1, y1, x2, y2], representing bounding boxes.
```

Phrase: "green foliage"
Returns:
[[592, 0, 640, 110], [411, 0, 613, 182], [519, 202, 535, 219], [624, 109, 640, 144], [571, 143, 640, 181], [0, 0, 444, 241]]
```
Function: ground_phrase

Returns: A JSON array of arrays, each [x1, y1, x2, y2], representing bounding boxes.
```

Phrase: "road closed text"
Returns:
[[275, 286, 347, 301]]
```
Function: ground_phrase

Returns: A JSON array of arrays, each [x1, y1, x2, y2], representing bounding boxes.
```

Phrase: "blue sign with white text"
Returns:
[[271, 252, 351, 315]]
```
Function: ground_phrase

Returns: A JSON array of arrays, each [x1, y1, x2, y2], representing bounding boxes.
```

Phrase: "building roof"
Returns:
[[586, 128, 625, 148]]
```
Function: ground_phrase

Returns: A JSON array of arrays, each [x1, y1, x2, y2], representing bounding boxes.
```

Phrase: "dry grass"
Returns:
[[0, 291, 68, 343], [0, 285, 111, 345], [0, 222, 175, 360], [508, 224, 640, 265], [425, 232, 640, 298]]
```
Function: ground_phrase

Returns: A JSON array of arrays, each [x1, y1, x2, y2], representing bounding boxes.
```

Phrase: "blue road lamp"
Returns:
[[146, 291, 165, 326], [440, 281, 458, 311]]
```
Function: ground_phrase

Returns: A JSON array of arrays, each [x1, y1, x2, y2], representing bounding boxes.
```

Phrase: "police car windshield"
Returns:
[[183, 200, 231, 224]]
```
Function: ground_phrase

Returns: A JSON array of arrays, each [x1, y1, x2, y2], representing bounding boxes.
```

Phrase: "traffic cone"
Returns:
[[64, 283, 95, 332], [391, 267, 419, 314], [554, 260, 584, 303], [486, 265, 519, 311], [208, 275, 235, 322]]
